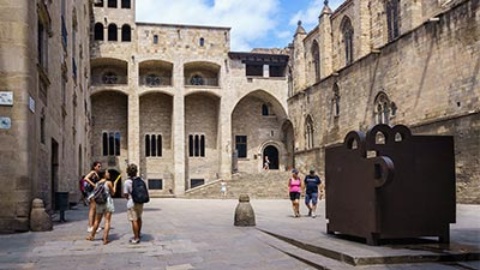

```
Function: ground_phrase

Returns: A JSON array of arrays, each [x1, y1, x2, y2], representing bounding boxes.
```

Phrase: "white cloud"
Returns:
[[289, 0, 343, 32], [136, 0, 280, 51]]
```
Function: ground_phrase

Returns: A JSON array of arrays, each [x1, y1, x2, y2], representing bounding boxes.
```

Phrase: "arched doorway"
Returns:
[[107, 168, 122, 198], [263, 145, 279, 170]]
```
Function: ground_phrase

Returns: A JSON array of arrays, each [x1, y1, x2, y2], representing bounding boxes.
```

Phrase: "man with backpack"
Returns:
[[123, 163, 149, 244]]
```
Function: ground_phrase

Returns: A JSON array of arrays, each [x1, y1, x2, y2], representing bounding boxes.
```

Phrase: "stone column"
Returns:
[[127, 95, 140, 167], [173, 60, 185, 196], [219, 105, 232, 179]]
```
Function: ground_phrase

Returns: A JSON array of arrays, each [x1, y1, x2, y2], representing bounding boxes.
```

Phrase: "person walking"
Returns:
[[288, 168, 302, 217], [84, 161, 102, 233], [85, 169, 119, 245], [304, 170, 321, 218], [220, 180, 227, 199], [124, 163, 145, 244], [263, 155, 270, 170]]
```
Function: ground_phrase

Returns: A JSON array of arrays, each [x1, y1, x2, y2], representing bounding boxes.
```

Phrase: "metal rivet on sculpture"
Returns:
[[325, 124, 455, 245]]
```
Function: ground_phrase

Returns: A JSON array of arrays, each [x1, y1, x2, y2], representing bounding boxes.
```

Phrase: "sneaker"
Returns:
[[87, 227, 93, 233], [312, 214, 317, 218], [129, 238, 140, 244], [308, 209, 312, 217], [96, 227, 102, 233]]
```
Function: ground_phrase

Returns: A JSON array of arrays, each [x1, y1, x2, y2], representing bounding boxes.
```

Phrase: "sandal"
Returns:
[[103, 238, 110, 245], [86, 235, 94, 241]]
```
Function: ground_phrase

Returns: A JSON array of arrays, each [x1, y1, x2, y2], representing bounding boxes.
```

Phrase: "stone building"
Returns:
[[0, 0, 92, 232], [288, 0, 479, 203], [89, 0, 293, 197]]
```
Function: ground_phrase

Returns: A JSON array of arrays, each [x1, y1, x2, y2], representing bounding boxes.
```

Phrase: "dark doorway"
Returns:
[[108, 169, 122, 198], [51, 139, 59, 210], [263, 145, 279, 170]]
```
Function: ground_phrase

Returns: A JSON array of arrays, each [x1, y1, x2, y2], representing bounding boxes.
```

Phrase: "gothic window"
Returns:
[[94, 23, 104, 41], [121, 24, 131, 42], [386, 0, 400, 41], [311, 40, 320, 81], [341, 17, 354, 65], [305, 115, 314, 149], [102, 131, 120, 156], [190, 75, 204, 85], [189, 134, 205, 157], [333, 84, 340, 117], [107, 0, 117, 8], [108, 23, 117, 41], [235, 136, 247, 158], [374, 92, 396, 125], [262, 104, 269, 116], [146, 74, 161, 86], [145, 134, 162, 157], [199, 37, 205, 47], [121, 0, 131, 9], [38, 20, 48, 71], [102, 71, 118, 84]]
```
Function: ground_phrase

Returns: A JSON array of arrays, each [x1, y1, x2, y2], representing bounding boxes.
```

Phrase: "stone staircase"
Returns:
[[185, 171, 291, 199]]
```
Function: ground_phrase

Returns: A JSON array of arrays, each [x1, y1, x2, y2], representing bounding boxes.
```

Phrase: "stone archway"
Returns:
[[263, 145, 279, 170]]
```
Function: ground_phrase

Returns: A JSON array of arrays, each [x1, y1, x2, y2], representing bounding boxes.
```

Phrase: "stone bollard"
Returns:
[[30, 198, 53, 232], [234, 194, 256, 227]]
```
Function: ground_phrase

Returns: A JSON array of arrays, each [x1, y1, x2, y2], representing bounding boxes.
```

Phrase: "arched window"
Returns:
[[121, 0, 131, 9], [145, 134, 162, 157], [262, 104, 269, 116], [121, 24, 131, 42], [341, 17, 354, 65], [107, 0, 117, 8], [108, 24, 117, 41], [305, 115, 314, 149], [189, 134, 205, 157], [199, 37, 205, 47], [311, 40, 320, 81], [94, 23, 104, 41], [386, 0, 400, 41], [333, 83, 340, 117], [374, 92, 396, 125], [102, 131, 121, 156]]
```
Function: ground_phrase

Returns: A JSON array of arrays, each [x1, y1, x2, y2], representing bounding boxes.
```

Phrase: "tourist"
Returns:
[[85, 169, 118, 245], [288, 168, 302, 217], [84, 161, 102, 233], [304, 170, 321, 218], [220, 180, 227, 199], [124, 163, 145, 244], [263, 155, 270, 170]]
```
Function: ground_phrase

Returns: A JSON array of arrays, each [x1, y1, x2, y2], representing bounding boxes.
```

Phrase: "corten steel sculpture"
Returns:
[[325, 124, 455, 246]]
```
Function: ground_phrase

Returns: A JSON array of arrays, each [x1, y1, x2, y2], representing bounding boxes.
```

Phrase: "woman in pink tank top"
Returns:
[[288, 168, 302, 217]]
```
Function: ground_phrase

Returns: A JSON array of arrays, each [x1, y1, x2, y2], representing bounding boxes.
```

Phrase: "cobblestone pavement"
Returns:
[[0, 199, 478, 270]]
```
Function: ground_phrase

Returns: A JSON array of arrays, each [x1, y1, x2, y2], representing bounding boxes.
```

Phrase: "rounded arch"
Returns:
[[263, 145, 279, 170], [184, 61, 221, 87], [121, 24, 131, 42], [232, 89, 288, 120], [94, 22, 104, 41], [108, 23, 118, 41]]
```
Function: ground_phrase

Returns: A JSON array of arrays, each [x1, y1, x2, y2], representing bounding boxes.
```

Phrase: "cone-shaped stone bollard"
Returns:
[[30, 198, 53, 232], [234, 194, 256, 227]]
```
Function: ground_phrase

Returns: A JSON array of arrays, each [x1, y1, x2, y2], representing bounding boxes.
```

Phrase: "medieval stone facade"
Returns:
[[89, 0, 292, 197], [288, 0, 479, 203], [0, 0, 92, 232]]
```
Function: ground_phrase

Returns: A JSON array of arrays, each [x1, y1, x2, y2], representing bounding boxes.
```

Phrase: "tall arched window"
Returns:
[[108, 0, 117, 8], [94, 23, 104, 41], [374, 92, 396, 125], [121, 24, 131, 41], [145, 134, 162, 157], [341, 17, 354, 65], [108, 24, 117, 41], [311, 40, 320, 81], [189, 134, 205, 157], [305, 115, 314, 149], [333, 83, 340, 117], [386, 0, 400, 41], [121, 0, 131, 9]]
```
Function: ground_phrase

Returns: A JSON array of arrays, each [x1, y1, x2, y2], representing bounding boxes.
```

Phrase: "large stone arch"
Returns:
[[231, 90, 289, 172]]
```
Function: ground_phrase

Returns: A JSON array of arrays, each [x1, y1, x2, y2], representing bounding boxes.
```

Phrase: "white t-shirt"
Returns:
[[124, 178, 134, 208]]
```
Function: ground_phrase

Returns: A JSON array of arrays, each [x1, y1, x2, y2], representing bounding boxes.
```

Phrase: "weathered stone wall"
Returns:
[[289, 0, 480, 203]]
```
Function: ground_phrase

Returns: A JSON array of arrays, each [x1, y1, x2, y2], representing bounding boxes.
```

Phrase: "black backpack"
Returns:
[[93, 182, 108, 204], [131, 177, 150, 204]]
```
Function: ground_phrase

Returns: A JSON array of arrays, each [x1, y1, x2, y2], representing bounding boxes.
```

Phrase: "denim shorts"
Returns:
[[305, 192, 318, 205]]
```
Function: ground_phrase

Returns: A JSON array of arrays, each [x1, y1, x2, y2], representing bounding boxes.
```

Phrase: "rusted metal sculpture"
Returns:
[[325, 124, 455, 245]]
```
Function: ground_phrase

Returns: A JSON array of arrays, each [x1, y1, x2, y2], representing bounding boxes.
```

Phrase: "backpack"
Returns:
[[131, 177, 150, 204], [93, 182, 108, 205]]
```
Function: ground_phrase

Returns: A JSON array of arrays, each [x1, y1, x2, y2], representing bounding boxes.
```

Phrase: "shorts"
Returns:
[[127, 203, 144, 221], [289, 192, 301, 201], [96, 199, 115, 214], [305, 192, 318, 205]]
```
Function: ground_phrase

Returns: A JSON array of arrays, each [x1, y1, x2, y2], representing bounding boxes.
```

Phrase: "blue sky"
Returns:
[[136, 0, 343, 51]]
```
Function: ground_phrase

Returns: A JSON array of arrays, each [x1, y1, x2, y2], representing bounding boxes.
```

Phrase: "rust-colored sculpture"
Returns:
[[325, 124, 455, 245]]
